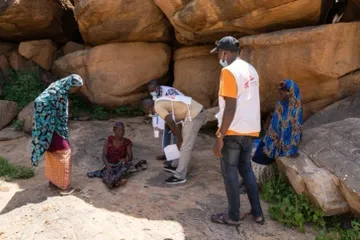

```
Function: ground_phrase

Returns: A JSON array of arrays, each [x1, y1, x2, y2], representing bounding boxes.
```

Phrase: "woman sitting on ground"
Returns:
[[253, 79, 303, 165], [87, 121, 144, 188]]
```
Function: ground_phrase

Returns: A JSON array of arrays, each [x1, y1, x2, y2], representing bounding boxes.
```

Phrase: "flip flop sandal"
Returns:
[[59, 187, 80, 196], [135, 160, 147, 170], [211, 213, 240, 226], [240, 212, 265, 225]]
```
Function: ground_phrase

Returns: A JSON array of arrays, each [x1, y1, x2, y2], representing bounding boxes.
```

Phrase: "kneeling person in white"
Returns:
[[142, 96, 205, 184]]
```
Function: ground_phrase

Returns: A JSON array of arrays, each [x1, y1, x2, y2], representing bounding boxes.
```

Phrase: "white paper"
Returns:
[[164, 144, 180, 161], [152, 115, 165, 130]]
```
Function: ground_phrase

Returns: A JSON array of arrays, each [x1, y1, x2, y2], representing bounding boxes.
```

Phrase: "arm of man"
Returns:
[[165, 114, 183, 149], [213, 69, 239, 157], [155, 102, 183, 149]]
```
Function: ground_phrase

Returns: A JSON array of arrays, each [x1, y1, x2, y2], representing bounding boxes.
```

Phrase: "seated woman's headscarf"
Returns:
[[263, 79, 303, 158], [31, 74, 83, 166]]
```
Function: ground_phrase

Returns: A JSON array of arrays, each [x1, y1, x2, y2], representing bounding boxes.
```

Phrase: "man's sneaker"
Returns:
[[165, 176, 186, 185], [163, 165, 177, 173]]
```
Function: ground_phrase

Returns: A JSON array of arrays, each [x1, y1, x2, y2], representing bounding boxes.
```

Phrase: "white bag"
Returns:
[[152, 115, 165, 130], [164, 144, 180, 161]]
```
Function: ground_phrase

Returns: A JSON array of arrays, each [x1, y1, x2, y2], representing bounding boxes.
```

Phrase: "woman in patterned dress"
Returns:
[[31, 74, 83, 195], [253, 79, 303, 164], [87, 121, 137, 189]]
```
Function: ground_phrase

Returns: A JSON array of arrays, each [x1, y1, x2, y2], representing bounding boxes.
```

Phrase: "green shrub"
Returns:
[[261, 170, 360, 238], [261, 172, 326, 232], [14, 119, 24, 131], [0, 157, 35, 181], [0, 70, 45, 110]]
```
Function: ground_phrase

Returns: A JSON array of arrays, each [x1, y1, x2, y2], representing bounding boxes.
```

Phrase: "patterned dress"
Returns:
[[254, 79, 303, 164], [31, 74, 83, 189]]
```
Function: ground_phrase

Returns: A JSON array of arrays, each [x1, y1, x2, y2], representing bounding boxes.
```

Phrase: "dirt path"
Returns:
[[0, 118, 315, 240]]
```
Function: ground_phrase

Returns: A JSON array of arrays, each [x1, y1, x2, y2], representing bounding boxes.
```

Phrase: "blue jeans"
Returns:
[[221, 136, 263, 221], [162, 123, 177, 150]]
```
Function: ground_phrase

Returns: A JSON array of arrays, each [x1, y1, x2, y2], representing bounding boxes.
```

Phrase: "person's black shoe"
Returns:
[[165, 176, 186, 185], [163, 165, 177, 173]]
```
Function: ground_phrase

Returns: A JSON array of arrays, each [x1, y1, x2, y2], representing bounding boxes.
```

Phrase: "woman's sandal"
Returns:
[[59, 187, 80, 196], [240, 212, 265, 225], [134, 160, 147, 170], [211, 213, 240, 226]]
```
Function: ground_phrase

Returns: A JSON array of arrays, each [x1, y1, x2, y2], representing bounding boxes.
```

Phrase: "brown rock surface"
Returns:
[[0, 100, 18, 130], [304, 91, 360, 130], [280, 118, 360, 215], [154, 0, 321, 45], [53, 42, 171, 107], [173, 46, 221, 109], [277, 153, 349, 216], [239, 22, 360, 112], [0, 42, 16, 57], [8, 51, 36, 71], [74, 0, 171, 46], [0, 55, 9, 72], [17, 101, 34, 134], [63, 41, 86, 55], [0, 118, 315, 239], [0, 0, 71, 42], [0, 127, 24, 141], [18, 40, 57, 70]]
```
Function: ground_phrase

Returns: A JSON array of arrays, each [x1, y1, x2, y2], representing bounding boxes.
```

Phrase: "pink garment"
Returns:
[[47, 132, 70, 152]]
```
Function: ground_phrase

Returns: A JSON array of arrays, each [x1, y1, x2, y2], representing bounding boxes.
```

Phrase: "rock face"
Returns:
[[277, 153, 349, 216], [0, 42, 16, 57], [0, 0, 71, 42], [53, 42, 171, 107], [0, 55, 9, 72], [8, 51, 36, 71], [304, 91, 360, 130], [239, 22, 360, 112], [74, 0, 171, 46], [63, 41, 86, 55], [0, 100, 18, 130], [278, 118, 360, 215], [154, 0, 321, 45], [17, 101, 34, 134], [0, 127, 24, 141], [18, 40, 56, 70], [173, 46, 221, 109]]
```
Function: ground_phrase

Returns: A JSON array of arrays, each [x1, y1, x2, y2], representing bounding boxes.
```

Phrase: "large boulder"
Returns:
[[74, 0, 171, 46], [63, 41, 87, 55], [154, 0, 321, 45], [239, 22, 360, 112], [18, 40, 57, 70], [8, 51, 37, 71], [17, 101, 34, 134], [0, 100, 18, 130], [173, 46, 221, 109], [0, 55, 9, 72], [0, 0, 73, 42], [53, 42, 171, 107], [304, 91, 360, 130], [0, 42, 16, 57], [278, 118, 360, 215]]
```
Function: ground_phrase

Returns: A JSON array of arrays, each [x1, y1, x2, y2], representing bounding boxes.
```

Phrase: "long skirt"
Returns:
[[45, 149, 71, 190]]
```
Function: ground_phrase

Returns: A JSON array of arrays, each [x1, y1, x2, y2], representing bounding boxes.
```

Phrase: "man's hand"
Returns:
[[177, 138, 183, 150], [213, 138, 224, 158]]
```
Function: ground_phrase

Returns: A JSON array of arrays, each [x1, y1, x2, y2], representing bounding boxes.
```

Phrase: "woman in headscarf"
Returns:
[[87, 121, 147, 189], [31, 74, 83, 195], [253, 79, 303, 164]]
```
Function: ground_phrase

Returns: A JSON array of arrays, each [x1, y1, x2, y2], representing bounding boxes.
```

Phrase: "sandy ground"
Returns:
[[0, 118, 316, 240]]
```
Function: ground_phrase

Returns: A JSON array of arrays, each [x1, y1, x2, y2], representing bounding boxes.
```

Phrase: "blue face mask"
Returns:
[[219, 59, 228, 67], [150, 91, 157, 97]]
